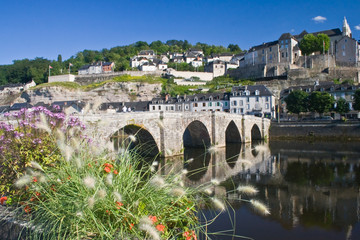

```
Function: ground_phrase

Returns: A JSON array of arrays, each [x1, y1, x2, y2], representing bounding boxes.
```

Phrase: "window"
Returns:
[[246, 104, 250, 110], [265, 96, 269, 102], [170, 106, 174, 110], [178, 105, 181, 110], [269, 54, 272, 60], [209, 102, 212, 107], [224, 102, 228, 106], [194, 103, 198, 107], [286, 52, 288, 57], [158, 106, 161, 110], [256, 96, 259, 102], [285, 40, 288, 44], [166, 106, 168, 111], [239, 100, 243, 106], [255, 90, 259, 95], [240, 108, 243, 113], [282, 52, 284, 58], [152, 106, 155, 110], [269, 47, 272, 52], [232, 100, 237, 106], [185, 105, 189, 110], [203, 103, 206, 107], [217, 102, 220, 106], [265, 103, 269, 109], [247, 97, 250, 102], [262, 49, 264, 54]]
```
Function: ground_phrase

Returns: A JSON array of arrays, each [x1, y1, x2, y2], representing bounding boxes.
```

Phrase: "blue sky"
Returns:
[[1, 0, 359, 65]]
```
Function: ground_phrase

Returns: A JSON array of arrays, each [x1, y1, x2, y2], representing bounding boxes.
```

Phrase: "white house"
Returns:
[[140, 62, 157, 71], [230, 85, 275, 118]]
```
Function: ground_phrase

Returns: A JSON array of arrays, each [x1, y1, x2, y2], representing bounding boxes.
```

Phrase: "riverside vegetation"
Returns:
[[0, 106, 269, 239]]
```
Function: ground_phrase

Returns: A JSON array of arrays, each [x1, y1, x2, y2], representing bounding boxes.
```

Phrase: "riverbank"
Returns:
[[269, 121, 360, 141]]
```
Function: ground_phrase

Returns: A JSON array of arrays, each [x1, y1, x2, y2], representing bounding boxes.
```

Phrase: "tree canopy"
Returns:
[[353, 89, 360, 110], [334, 98, 350, 114], [307, 91, 334, 114], [299, 33, 330, 55], [284, 90, 309, 115]]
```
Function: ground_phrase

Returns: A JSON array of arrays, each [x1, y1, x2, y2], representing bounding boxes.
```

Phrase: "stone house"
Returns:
[[335, 36, 360, 64], [140, 62, 157, 71], [230, 85, 275, 118], [102, 62, 115, 73], [191, 57, 203, 67], [204, 60, 226, 77]]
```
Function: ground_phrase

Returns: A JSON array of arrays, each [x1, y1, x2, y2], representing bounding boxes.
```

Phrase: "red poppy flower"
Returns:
[[116, 201, 123, 209], [30, 197, 35, 202], [104, 163, 113, 168], [156, 224, 165, 232], [129, 223, 134, 230], [104, 167, 111, 173], [33, 177, 38, 182], [113, 170, 118, 175], [88, 163, 92, 168], [149, 215, 157, 224], [0, 196, 7, 205], [35, 192, 41, 196], [24, 205, 31, 213]]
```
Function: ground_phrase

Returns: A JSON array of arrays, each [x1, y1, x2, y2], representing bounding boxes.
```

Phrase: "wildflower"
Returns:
[[30, 197, 36, 202], [116, 201, 123, 209], [33, 177, 38, 183], [139, 223, 160, 240], [83, 176, 96, 189], [156, 224, 165, 232], [149, 215, 158, 224], [104, 167, 111, 173], [106, 210, 110, 215], [35, 192, 41, 196], [129, 223, 134, 230], [211, 197, 226, 212], [104, 163, 113, 168], [88, 163, 92, 168], [250, 199, 270, 215], [152, 161, 158, 166], [0, 196, 7, 205], [24, 205, 31, 213], [237, 185, 259, 196], [113, 169, 118, 175]]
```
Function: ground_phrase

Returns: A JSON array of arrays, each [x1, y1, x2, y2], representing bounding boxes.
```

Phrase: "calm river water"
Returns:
[[165, 141, 360, 240]]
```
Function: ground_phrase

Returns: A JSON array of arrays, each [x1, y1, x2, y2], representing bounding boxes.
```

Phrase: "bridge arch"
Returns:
[[225, 120, 242, 168], [251, 124, 262, 141], [111, 124, 160, 157], [183, 120, 211, 148]]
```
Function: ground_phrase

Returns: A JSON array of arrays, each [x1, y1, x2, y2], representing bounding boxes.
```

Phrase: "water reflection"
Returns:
[[163, 141, 360, 240]]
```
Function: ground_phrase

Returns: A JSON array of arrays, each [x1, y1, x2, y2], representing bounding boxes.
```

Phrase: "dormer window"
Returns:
[[209, 96, 213, 101], [194, 97, 198, 101], [330, 87, 334, 91], [255, 90, 259, 95], [320, 88, 324, 92]]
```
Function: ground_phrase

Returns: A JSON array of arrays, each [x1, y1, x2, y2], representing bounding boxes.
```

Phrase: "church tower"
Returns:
[[342, 17, 352, 37]]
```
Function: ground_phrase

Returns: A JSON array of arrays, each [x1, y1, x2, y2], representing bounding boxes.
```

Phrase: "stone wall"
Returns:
[[165, 69, 213, 81], [48, 74, 75, 83], [270, 122, 360, 140]]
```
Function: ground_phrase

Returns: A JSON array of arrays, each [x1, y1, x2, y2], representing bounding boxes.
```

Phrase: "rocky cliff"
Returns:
[[8, 82, 162, 105]]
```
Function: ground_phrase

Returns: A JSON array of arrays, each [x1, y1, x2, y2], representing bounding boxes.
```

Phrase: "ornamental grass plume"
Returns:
[[87, 196, 95, 209], [97, 189, 107, 199], [128, 134, 136, 143], [14, 175, 32, 188], [106, 173, 113, 185], [83, 176, 96, 189], [237, 185, 259, 196], [207, 145, 218, 154], [139, 223, 160, 240], [211, 178, 220, 186], [150, 175, 166, 188], [171, 187, 186, 197], [113, 191, 122, 202], [250, 199, 270, 215], [30, 161, 44, 172], [211, 197, 226, 212]]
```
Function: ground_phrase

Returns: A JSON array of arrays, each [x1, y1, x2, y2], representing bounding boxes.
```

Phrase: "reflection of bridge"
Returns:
[[82, 112, 271, 157]]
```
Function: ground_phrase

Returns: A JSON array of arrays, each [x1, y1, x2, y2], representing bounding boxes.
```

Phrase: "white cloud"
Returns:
[[355, 25, 360, 30], [312, 16, 327, 23]]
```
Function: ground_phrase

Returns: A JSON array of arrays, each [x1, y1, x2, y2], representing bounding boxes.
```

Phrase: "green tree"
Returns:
[[284, 90, 309, 115], [316, 33, 330, 54], [57, 54, 62, 63], [228, 44, 242, 53], [299, 34, 330, 55], [335, 98, 350, 115], [299, 34, 318, 55], [308, 91, 334, 114], [353, 89, 360, 110]]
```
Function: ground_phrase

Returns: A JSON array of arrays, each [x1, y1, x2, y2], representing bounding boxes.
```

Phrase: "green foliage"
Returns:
[[284, 90, 309, 114], [335, 98, 350, 114], [353, 89, 360, 110], [307, 91, 334, 114], [299, 34, 330, 55]]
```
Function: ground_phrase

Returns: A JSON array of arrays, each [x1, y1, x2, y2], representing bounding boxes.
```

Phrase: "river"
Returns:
[[162, 141, 360, 240]]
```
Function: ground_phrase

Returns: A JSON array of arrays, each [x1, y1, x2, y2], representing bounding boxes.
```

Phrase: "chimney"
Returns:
[[165, 94, 170, 101]]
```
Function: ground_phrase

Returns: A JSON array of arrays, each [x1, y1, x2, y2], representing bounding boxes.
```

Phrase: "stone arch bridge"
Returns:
[[82, 111, 271, 157]]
